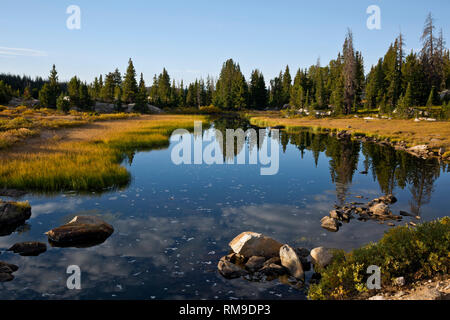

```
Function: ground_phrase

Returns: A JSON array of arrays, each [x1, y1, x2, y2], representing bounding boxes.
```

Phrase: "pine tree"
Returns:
[[135, 73, 148, 112], [249, 69, 267, 109], [342, 29, 356, 114], [122, 58, 138, 104], [282, 65, 292, 105]]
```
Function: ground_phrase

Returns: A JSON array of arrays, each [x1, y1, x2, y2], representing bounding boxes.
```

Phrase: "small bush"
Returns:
[[308, 217, 450, 300]]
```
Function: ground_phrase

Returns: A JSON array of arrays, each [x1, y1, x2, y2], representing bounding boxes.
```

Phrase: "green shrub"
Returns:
[[308, 217, 450, 300]]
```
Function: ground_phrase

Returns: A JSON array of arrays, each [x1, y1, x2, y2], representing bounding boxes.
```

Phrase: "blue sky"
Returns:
[[0, 0, 449, 84]]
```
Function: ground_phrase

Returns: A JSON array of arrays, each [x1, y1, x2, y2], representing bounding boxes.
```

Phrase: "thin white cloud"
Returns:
[[0, 46, 47, 57]]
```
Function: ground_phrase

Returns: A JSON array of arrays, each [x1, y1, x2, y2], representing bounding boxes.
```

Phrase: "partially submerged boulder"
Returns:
[[320, 216, 339, 232], [8, 242, 47, 256], [369, 203, 390, 216], [229, 231, 282, 258], [0, 261, 18, 282], [0, 200, 32, 236], [218, 258, 248, 279], [279, 245, 305, 280], [46, 216, 114, 247]]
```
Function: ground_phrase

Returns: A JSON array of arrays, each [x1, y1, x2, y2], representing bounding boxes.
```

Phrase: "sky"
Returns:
[[0, 0, 449, 85]]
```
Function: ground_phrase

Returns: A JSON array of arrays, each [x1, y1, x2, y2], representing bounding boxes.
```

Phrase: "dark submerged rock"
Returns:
[[8, 242, 47, 256], [46, 216, 114, 248]]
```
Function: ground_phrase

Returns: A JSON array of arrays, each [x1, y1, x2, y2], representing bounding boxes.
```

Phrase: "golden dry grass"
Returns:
[[0, 114, 206, 192], [249, 113, 450, 151]]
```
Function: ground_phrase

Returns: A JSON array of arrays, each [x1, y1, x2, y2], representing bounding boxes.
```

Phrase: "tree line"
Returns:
[[1, 13, 449, 115]]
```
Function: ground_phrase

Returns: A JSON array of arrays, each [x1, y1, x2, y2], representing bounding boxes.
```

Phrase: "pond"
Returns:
[[0, 116, 449, 300]]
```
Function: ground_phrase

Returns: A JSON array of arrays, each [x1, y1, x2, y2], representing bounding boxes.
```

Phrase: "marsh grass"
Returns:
[[0, 106, 140, 150], [249, 115, 450, 152], [0, 115, 206, 192]]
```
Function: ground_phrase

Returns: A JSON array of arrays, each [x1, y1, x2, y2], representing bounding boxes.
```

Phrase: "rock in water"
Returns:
[[229, 232, 282, 258], [279, 245, 305, 280], [0, 201, 32, 236], [320, 216, 339, 232], [8, 242, 47, 256], [310, 247, 334, 269], [0, 261, 18, 282], [245, 256, 266, 272], [370, 203, 389, 216], [46, 216, 114, 247], [378, 194, 397, 204], [217, 259, 248, 279]]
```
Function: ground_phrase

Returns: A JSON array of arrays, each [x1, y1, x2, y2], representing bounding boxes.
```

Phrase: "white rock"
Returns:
[[229, 232, 282, 258], [279, 245, 304, 280], [310, 247, 334, 268]]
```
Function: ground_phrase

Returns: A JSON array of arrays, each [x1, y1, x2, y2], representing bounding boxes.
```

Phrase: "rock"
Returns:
[[408, 145, 429, 156], [46, 216, 114, 247], [245, 256, 266, 272], [294, 247, 310, 258], [368, 295, 385, 300], [310, 247, 334, 269], [0, 189, 27, 198], [329, 210, 342, 220], [0, 201, 32, 225], [400, 210, 415, 217], [0, 261, 18, 273], [279, 245, 305, 280], [218, 260, 248, 279], [378, 194, 397, 204], [439, 147, 445, 156], [369, 203, 389, 216], [94, 102, 115, 113], [221, 252, 246, 265], [0, 201, 32, 236], [394, 276, 406, 286], [320, 216, 339, 232], [229, 232, 282, 258], [8, 242, 47, 256], [260, 263, 287, 277], [0, 261, 18, 282], [263, 256, 281, 267]]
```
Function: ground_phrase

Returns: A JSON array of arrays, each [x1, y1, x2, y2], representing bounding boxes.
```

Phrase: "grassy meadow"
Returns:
[[248, 112, 450, 155], [0, 108, 206, 192]]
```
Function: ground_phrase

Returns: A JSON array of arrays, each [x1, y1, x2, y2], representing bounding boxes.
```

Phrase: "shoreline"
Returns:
[[247, 112, 450, 162]]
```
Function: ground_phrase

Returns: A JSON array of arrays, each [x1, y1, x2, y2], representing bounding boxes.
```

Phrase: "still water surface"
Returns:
[[0, 117, 449, 299]]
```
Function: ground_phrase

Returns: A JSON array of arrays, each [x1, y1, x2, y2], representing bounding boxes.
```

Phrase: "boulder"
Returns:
[[394, 276, 406, 287], [279, 245, 305, 280], [320, 216, 339, 232], [378, 194, 397, 204], [310, 247, 334, 269], [8, 242, 47, 256], [221, 252, 246, 265], [94, 102, 116, 113], [245, 256, 266, 272], [217, 260, 247, 279], [0, 201, 32, 236], [329, 210, 342, 220], [259, 263, 287, 277], [46, 216, 114, 247], [370, 203, 389, 216], [0, 261, 18, 283], [408, 145, 429, 156], [229, 232, 282, 258], [0, 201, 31, 225]]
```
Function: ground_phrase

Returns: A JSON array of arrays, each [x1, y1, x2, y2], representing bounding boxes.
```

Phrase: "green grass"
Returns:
[[0, 115, 206, 192], [307, 217, 450, 300]]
